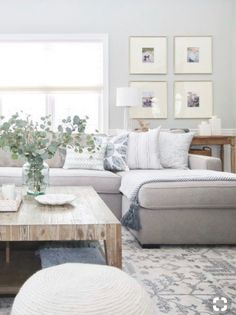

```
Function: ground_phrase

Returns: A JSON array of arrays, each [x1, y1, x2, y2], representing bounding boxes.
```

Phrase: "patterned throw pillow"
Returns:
[[159, 132, 194, 169], [63, 137, 107, 171], [127, 128, 162, 169], [104, 134, 129, 172]]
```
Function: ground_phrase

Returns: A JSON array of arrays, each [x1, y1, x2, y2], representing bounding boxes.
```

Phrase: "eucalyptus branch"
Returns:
[[0, 112, 96, 162]]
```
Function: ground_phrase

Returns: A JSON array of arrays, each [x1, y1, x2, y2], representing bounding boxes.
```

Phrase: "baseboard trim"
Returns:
[[109, 128, 236, 136]]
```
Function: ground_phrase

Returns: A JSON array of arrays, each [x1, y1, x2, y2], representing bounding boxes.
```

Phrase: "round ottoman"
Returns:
[[11, 263, 156, 315]]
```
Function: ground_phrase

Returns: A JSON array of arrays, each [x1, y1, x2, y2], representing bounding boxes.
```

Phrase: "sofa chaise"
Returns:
[[1, 150, 236, 246]]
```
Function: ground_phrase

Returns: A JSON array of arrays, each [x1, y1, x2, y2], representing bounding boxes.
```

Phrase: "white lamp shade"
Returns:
[[116, 87, 140, 108]]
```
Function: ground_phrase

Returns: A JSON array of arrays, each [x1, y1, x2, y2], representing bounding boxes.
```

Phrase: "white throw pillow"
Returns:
[[159, 132, 194, 169], [127, 128, 162, 169], [63, 137, 107, 171]]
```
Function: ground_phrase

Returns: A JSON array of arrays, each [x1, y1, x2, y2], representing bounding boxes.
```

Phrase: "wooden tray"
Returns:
[[0, 193, 22, 212]]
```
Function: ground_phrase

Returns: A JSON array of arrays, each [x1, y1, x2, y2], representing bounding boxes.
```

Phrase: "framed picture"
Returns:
[[174, 36, 212, 74], [129, 36, 167, 74], [129, 81, 168, 119], [174, 81, 213, 119]]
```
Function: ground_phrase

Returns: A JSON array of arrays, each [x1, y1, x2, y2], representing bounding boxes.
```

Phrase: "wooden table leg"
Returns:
[[105, 224, 122, 269], [220, 144, 224, 171], [6, 242, 10, 264], [231, 139, 236, 173], [103, 240, 108, 264]]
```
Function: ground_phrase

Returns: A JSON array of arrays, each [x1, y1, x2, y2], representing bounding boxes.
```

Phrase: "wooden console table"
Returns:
[[191, 135, 236, 173]]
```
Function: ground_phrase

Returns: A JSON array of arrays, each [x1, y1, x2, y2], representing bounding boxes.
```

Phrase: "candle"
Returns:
[[198, 121, 211, 136], [2, 184, 16, 200], [209, 116, 222, 135]]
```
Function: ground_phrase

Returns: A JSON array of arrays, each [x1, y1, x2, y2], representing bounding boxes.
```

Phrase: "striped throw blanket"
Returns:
[[120, 169, 236, 231]]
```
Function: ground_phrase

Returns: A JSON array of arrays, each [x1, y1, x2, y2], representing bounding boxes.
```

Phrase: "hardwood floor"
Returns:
[[0, 248, 41, 295]]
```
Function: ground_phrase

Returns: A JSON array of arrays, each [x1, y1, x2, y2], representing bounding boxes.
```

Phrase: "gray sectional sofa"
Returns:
[[1, 150, 236, 246]]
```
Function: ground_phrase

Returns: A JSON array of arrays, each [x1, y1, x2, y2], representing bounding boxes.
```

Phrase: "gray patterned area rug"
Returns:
[[122, 229, 236, 315], [1, 228, 236, 315]]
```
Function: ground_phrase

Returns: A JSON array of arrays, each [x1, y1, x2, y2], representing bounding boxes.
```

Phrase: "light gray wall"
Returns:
[[233, 0, 236, 127], [0, 0, 234, 130]]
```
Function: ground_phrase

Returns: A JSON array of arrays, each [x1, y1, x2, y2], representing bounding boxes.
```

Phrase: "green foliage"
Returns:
[[0, 112, 96, 163], [0, 113, 97, 194]]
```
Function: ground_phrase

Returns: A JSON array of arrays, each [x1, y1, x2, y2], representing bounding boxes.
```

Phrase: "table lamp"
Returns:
[[116, 87, 140, 130]]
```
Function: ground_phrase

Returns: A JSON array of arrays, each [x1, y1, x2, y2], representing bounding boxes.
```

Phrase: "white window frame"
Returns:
[[0, 34, 109, 134]]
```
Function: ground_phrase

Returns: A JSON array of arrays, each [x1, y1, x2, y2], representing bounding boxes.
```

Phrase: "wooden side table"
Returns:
[[191, 135, 236, 173]]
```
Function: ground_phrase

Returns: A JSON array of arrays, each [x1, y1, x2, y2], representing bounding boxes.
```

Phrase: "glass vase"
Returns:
[[22, 161, 49, 196]]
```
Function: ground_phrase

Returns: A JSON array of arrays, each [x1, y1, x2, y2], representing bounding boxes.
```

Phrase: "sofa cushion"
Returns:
[[0, 150, 24, 167], [46, 150, 65, 168], [0, 149, 65, 168], [0, 167, 23, 185], [49, 169, 121, 193], [119, 170, 236, 209], [139, 181, 236, 209], [0, 168, 121, 194]]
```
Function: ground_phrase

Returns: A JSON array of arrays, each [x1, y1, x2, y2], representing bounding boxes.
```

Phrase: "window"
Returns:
[[0, 35, 108, 133]]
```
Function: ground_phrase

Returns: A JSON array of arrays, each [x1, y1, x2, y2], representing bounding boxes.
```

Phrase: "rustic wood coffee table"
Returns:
[[0, 186, 122, 294]]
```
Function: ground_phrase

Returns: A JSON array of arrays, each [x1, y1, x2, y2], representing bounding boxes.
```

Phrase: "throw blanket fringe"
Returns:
[[120, 169, 236, 231], [121, 197, 141, 230]]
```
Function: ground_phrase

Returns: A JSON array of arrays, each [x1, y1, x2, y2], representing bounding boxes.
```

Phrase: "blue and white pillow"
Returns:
[[104, 134, 129, 172]]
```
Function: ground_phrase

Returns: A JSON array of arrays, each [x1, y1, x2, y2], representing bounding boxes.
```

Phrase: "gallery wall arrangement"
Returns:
[[129, 36, 167, 74], [174, 36, 213, 74], [129, 81, 168, 119], [129, 35, 213, 121]]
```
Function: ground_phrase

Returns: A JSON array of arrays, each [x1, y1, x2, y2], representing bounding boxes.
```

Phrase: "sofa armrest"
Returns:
[[188, 154, 222, 171]]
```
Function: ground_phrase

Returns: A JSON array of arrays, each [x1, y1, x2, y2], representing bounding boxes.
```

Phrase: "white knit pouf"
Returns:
[[11, 263, 156, 315]]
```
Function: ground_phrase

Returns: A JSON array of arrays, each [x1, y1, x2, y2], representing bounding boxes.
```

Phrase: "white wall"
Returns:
[[0, 0, 234, 130]]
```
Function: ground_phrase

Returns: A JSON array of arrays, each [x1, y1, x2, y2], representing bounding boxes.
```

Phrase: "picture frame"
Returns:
[[174, 81, 213, 119], [129, 81, 168, 119], [129, 36, 167, 74], [174, 36, 212, 74]]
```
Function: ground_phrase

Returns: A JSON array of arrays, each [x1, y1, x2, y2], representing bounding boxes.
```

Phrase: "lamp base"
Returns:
[[123, 107, 128, 131]]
